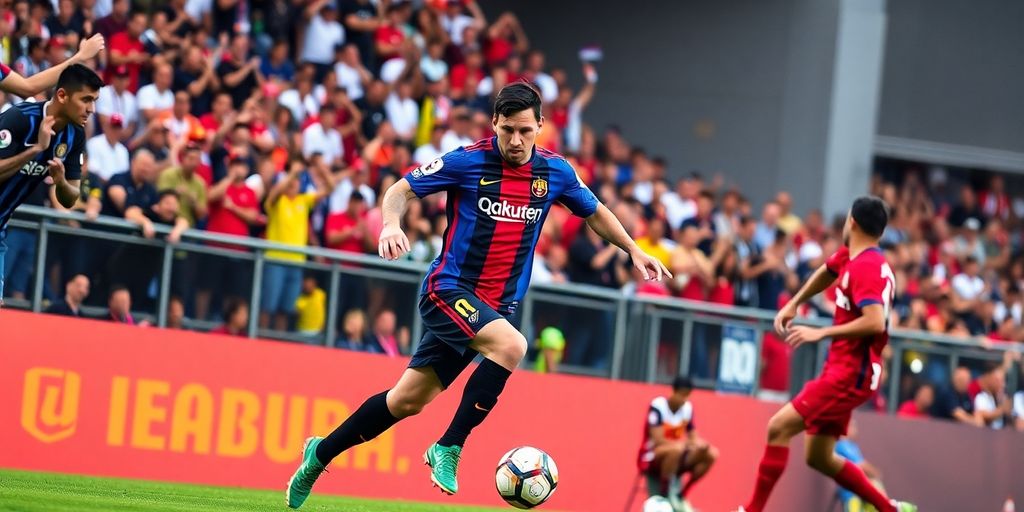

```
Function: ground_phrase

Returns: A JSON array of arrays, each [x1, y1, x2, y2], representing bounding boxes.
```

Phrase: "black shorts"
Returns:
[[408, 288, 506, 388]]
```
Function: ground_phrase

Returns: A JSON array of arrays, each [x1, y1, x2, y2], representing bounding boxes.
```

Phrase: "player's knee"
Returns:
[[497, 333, 528, 365], [388, 392, 430, 418]]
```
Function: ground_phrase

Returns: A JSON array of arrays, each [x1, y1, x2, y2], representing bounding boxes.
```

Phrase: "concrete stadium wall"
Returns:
[[878, 0, 1024, 154], [3, 311, 1022, 510]]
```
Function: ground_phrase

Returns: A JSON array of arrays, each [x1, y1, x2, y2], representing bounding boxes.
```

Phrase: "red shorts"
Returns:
[[791, 376, 872, 437]]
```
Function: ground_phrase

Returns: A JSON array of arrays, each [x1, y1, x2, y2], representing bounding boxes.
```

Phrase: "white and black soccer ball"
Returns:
[[494, 446, 558, 509], [642, 496, 674, 512]]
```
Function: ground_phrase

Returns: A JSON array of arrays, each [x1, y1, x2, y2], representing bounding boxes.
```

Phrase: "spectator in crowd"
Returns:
[[301, 105, 344, 167], [897, 383, 934, 419], [138, 63, 176, 128], [157, 142, 208, 227], [948, 184, 984, 228], [96, 65, 137, 137], [260, 161, 334, 331], [334, 43, 372, 101], [210, 298, 250, 337], [441, 106, 474, 152], [14, 36, 48, 78], [532, 244, 569, 285], [295, 275, 327, 337], [95, 0, 130, 40], [325, 191, 368, 254], [533, 326, 566, 374], [337, 308, 370, 351], [105, 9, 148, 92], [302, 0, 346, 80], [774, 191, 802, 235], [131, 190, 190, 244], [107, 285, 144, 325], [753, 201, 781, 250], [366, 309, 407, 356], [974, 363, 1012, 429], [45, 274, 90, 317], [166, 295, 186, 330], [217, 33, 264, 109], [86, 113, 130, 187], [91, 149, 160, 221], [414, 123, 446, 165], [385, 80, 419, 141], [261, 40, 296, 84], [950, 255, 986, 330], [47, 0, 85, 38], [931, 366, 982, 426]]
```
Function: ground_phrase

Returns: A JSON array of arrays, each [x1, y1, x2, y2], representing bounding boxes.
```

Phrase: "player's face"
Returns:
[[493, 109, 543, 166], [59, 88, 99, 127]]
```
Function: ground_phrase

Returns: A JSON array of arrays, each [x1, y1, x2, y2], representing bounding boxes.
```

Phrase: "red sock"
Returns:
[[744, 445, 789, 512], [832, 460, 895, 512]]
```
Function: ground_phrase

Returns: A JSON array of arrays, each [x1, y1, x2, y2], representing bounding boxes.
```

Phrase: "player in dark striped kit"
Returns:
[[0, 64, 104, 303], [286, 82, 671, 508]]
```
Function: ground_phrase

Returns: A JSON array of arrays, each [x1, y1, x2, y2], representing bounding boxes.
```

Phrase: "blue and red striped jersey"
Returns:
[[406, 137, 599, 314]]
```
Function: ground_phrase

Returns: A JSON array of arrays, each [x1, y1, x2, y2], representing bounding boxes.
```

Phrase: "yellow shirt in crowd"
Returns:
[[265, 192, 317, 262], [295, 287, 326, 334]]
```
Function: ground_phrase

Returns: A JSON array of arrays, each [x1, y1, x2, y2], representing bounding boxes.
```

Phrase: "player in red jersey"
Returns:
[[738, 196, 917, 512]]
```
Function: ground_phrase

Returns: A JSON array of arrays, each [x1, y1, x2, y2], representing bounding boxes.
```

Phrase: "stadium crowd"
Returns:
[[0, 0, 1021, 429]]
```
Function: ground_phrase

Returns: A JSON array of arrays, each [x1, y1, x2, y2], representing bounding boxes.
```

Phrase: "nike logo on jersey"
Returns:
[[474, 403, 491, 412], [479, 177, 501, 186]]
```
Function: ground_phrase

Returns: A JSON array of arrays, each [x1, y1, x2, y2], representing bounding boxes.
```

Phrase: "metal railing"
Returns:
[[5, 205, 1021, 411]]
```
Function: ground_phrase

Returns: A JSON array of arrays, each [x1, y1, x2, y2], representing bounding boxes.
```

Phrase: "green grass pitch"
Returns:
[[0, 469, 508, 512]]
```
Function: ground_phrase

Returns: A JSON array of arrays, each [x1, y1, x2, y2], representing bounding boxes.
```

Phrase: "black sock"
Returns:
[[438, 358, 512, 448], [315, 390, 399, 466]]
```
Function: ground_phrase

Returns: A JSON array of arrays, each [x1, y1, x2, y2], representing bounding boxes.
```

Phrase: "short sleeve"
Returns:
[[404, 151, 467, 197], [63, 129, 85, 181], [558, 165, 598, 218], [825, 246, 849, 275], [646, 405, 662, 427], [850, 259, 887, 309]]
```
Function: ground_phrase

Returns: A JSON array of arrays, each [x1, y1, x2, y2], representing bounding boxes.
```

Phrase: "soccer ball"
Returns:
[[642, 496, 674, 512], [494, 446, 558, 509]]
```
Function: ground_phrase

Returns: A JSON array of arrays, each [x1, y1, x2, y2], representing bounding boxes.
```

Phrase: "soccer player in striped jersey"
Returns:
[[0, 64, 104, 303], [286, 82, 671, 508]]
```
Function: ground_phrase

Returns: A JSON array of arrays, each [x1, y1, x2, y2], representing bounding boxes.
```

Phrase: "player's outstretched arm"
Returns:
[[1, 35, 105, 98], [585, 203, 672, 281], [378, 178, 416, 260], [774, 263, 838, 335]]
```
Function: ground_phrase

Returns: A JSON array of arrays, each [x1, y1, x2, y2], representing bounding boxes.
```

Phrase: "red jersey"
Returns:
[[325, 211, 366, 254], [824, 246, 895, 390], [207, 183, 259, 251], [107, 32, 144, 92]]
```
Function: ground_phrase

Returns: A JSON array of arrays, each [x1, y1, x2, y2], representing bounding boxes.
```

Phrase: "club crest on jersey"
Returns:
[[531, 178, 548, 198], [55, 143, 67, 159], [454, 298, 479, 324], [0, 129, 10, 149]]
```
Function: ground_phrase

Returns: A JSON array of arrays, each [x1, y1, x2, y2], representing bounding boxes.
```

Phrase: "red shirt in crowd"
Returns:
[[897, 400, 927, 419], [207, 183, 260, 251], [449, 64, 483, 91], [375, 25, 404, 61], [759, 332, 791, 392], [107, 32, 144, 92], [325, 211, 366, 254]]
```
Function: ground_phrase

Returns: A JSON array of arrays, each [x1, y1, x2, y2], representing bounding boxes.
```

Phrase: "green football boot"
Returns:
[[893, 501, 918, 512], [285, 436, 326, 509], [423, 442, 462, 495]]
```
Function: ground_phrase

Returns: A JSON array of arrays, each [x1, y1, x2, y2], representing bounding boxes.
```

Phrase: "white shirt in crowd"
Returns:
[[136, 85, 174, 116], [532, 72, 558, 103], [440, 13, 475, 45], [328, 177, 376, 214], [379, 58, 406, 84], [185, 0, 211, 21], [413, 142, 444, 166], [385, 93, 419, 139], [302, 15, 345, 65], [633, 181, 654, 206], [301, 123, 343, 166], [278, 89, 320, 123], [974, 391, 1004, 430], [85, 134, 130, 183], [334, 61, 364, 100], [951, 273, 985, 301], [441, 130, 474, 154], [1014, 391, 1024, 422], [661, 192, 698, 230], [95, 85, 138, 126]]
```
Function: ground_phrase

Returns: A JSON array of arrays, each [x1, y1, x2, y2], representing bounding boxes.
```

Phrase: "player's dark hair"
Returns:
[[109, 284, 130, 297], [850, 195, 889, 238], [56, 63, 103, 95], [493, 82, 542, 121], [158, 189, 180, 202], [672, 375, 693, 392]]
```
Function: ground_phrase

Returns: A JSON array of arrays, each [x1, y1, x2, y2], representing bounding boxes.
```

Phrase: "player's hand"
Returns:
[[75, 34, 106, 62], [630, 248, 672, 281], [47, 158, 66, 182], [378, 223, 410, 260], [36, 116, 56, 150], [784, 325, 826, 348], [774, 302, 797, 336]]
